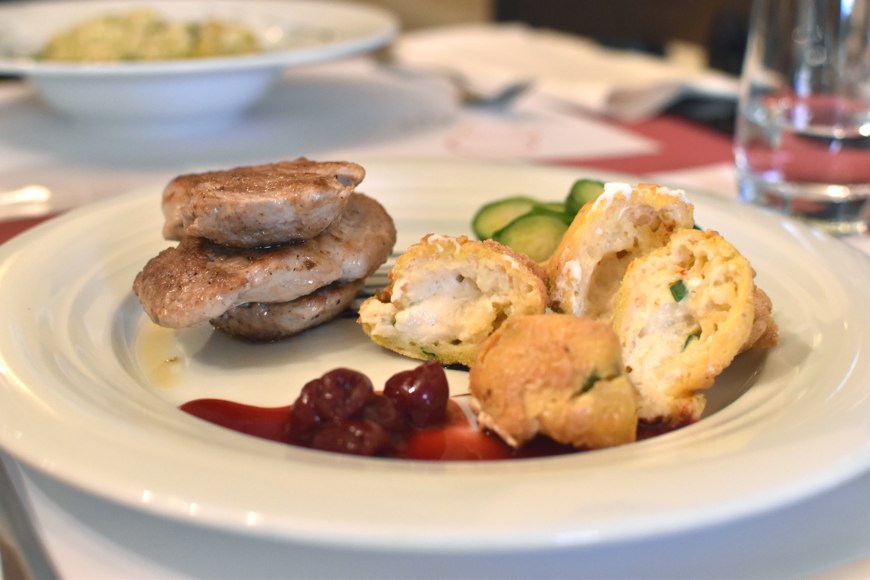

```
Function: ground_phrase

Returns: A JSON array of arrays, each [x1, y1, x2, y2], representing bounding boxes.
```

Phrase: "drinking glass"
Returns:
[[734, 0, 870, 235]]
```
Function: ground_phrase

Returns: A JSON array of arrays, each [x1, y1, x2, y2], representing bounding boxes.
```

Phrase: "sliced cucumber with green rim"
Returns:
[[471, 196, 538, 240], [538, 201, 566, 213], [565, 179, 605, 215], [493, 209, 571, 262]]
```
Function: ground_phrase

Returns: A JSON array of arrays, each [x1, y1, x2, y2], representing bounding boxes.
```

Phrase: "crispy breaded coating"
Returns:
[[547, 182, 695, 323], [358, 235, 548, 367], [469, 314, 637, 449], [612, 229, 756, 425], [742, 287, 779, 352]]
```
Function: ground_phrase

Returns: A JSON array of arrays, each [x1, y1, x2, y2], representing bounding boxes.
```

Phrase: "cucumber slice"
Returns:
[[471, 196, 538, 240], [538, 201, 566, 213], [493, 210, 570, 262], [566, 179, 605, 215]]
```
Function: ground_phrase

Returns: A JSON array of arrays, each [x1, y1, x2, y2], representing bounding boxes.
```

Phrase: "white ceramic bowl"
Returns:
[[0, 0, 398, 132]]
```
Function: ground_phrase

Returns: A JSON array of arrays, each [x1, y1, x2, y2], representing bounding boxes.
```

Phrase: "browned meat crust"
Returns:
[[211, 280, 363, 342], [134, 192, 395, 328], [162, 158, 365, 248]]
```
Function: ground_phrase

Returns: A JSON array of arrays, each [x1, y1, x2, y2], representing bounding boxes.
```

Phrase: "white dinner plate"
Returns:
[[0, 1, 397, 130], [0, 159, 868, 551]]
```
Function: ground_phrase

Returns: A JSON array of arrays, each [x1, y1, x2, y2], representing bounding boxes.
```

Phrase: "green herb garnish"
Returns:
[[670, 279, 688, 302], [682, 330, 701, 351], [574, 371, 600, 398]]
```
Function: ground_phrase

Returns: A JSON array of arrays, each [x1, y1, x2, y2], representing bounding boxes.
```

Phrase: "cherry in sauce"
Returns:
[[180, 362, 687, 461], [181, 397, 579, 460]]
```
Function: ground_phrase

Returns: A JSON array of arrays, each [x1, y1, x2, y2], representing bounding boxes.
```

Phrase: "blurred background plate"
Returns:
[[0, 0, 398, 133]]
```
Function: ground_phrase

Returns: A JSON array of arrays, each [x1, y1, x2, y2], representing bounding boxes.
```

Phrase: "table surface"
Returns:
[[1, 54, 869, 579]]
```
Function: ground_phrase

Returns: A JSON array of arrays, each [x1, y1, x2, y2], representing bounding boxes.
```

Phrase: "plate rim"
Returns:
[[1, 158, 869, 551]]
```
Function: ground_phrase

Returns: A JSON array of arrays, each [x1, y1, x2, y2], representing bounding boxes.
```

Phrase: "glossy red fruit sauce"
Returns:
[[182, 397, 581, 460], [180, 362, 683, 461]]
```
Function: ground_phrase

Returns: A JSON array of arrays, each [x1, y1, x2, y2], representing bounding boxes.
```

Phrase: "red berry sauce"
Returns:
[[180, 361, 686, 461]]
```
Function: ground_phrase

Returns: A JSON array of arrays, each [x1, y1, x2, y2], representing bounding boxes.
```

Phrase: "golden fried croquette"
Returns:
[[469, 314, 638, 449], [612, 229, 756, 425], [358, 234, 548, 367], [547, 182, 695, 323], [742, 287, 779, 352]]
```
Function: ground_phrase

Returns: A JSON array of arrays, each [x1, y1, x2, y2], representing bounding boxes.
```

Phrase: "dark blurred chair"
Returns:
[[493, 0, 750, 74], [493, 0, 750, 133]]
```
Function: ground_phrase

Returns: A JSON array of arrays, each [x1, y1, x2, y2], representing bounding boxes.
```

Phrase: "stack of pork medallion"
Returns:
[[133, 158, 397, 341]]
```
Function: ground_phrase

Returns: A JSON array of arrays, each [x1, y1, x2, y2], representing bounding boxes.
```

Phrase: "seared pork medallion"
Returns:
[[135, 193, 394, 328], [162, 158, 366, 248], [134, 160, 395, 340], [211, 280, 364, 342]]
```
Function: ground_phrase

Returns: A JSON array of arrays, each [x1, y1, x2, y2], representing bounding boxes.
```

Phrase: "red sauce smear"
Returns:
[[181, 398, 683, 461]]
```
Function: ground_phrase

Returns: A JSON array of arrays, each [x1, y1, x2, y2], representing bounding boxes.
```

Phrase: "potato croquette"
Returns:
[[612, 229, 757, 424], [469, 314, 638, 449], [358, 235, 548, 367], [547, 182, 695, 324]]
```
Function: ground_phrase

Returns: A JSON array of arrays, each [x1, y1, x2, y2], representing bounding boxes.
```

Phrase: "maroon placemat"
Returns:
[[554, 114, 734, 174], [0, 214, 59, 245]]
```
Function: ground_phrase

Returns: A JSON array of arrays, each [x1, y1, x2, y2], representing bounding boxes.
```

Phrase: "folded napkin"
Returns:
[[391, 23, 739, 121]]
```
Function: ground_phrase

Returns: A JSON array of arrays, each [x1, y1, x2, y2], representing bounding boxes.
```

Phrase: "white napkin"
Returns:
[[391, 23, 739, 121]]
